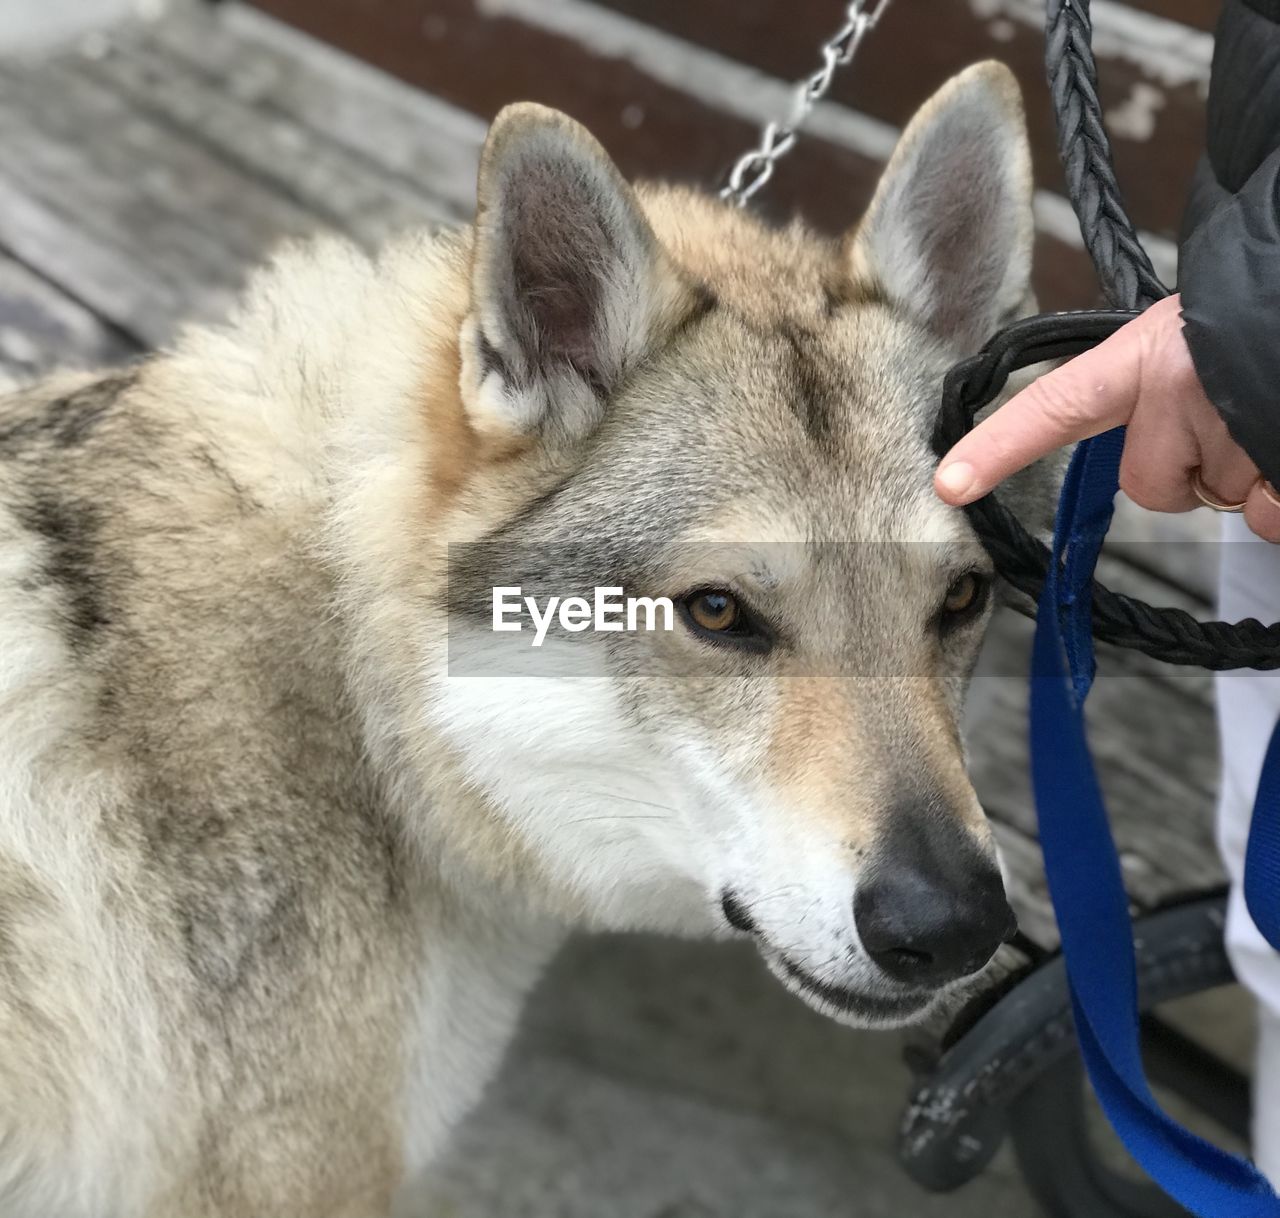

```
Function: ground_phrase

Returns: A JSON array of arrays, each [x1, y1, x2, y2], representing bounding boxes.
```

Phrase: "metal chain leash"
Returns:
[[720, 0, 895, 206]]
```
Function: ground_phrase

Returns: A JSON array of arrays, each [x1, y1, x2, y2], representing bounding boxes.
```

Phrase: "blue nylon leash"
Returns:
[[1030, 429, 1280, 1216]]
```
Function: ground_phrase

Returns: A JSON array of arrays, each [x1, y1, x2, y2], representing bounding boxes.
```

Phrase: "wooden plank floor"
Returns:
[[248, 0, 1204, 308]]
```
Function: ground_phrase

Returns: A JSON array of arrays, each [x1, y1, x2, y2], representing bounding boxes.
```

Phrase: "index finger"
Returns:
[[933, 322, 1144, 505]]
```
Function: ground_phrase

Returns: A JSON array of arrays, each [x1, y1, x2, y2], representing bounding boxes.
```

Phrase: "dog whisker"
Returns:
[[561, 814, 671, 827], [557, 789, 681, 818]]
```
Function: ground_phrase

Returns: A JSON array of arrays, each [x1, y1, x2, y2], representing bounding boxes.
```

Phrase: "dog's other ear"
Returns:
[[850, 62, 1034, 352], [463, 103, 691, 446]]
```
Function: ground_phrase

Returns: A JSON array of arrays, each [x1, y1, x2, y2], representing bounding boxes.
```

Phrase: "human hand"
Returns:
[[933, 295, 1280, 542]]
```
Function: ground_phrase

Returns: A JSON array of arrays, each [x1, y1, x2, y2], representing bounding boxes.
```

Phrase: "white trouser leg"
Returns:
[[1215, 512, 1280, 1182], [1257, 1007, 1280, 1186]]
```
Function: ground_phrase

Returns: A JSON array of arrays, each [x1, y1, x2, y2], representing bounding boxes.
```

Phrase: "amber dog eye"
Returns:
[[944, 574, 980, 613], [678, 589, 773, 653], [939, 572, 990, 630], [687, 590, 740, 632]]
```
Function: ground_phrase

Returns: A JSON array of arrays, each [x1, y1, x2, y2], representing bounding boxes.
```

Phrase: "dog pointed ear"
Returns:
[[850, 62, 1034, 352], [462, 103, 691, 446]]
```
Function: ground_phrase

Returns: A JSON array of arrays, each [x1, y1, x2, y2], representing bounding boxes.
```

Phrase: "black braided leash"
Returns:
[[932, 0, 1280, 670], [1045, 0, 1166, 311]]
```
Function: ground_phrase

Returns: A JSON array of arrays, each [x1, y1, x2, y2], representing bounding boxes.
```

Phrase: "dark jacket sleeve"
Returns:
[[1178, 0, 1280, 486], [1180, 150, 1280, 487]]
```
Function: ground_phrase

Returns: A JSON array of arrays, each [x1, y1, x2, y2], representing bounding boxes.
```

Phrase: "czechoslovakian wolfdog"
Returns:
[[0, 61, 1044, 1217]]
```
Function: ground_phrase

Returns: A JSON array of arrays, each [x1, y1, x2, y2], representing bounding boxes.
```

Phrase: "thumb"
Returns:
[[934, 322, 1144, 505]]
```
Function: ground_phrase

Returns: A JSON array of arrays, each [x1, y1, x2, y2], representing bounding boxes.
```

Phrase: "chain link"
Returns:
[[720, 0, 895, 206]]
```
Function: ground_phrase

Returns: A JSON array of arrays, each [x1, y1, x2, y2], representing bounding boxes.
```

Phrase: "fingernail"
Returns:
[[936, 461, 978, 502]]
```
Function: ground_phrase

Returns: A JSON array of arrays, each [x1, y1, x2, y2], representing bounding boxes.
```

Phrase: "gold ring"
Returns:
[[1261, 480, 1280, 511], [1191, 469, 1247, 513]]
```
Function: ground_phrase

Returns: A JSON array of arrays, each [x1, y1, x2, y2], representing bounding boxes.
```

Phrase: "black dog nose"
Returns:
[[854, 857, 1015, 987]]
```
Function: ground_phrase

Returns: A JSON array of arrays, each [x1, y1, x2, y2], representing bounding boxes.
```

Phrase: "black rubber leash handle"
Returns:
[[938, 0, 1280, 670]]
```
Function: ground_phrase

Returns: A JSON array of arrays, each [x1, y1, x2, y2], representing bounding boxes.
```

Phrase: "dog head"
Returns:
[[424, 63, 1036, 1027]]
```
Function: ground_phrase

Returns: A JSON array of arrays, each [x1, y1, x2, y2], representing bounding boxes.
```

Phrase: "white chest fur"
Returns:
[[394, 906, 564, 1197]]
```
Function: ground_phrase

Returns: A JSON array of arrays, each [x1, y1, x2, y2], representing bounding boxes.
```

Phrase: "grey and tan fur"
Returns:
[[0, 63, 1042, 1217]]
